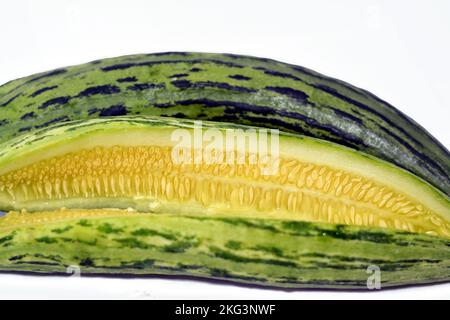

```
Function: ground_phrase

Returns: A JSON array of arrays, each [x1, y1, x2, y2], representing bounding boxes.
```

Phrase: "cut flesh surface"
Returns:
[[0, 117, 449, 238]]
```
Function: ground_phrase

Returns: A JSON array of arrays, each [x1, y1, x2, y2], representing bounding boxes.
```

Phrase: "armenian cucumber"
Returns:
[[0, 116, 448, 288], [0, 52, 448, 196], [0, 53, 449, 289]]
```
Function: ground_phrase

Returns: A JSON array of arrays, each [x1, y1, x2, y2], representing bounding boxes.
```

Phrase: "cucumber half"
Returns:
[[0, 116, 448, 288]]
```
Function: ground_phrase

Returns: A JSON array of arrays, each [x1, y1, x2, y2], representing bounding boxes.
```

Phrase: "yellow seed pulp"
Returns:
[[0, 145, 449, 237]]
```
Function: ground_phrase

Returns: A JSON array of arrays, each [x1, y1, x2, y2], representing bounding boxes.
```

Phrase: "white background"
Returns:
[[0, 0, 449, 299]]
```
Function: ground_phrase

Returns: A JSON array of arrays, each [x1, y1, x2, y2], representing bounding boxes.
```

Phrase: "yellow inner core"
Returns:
[[0, 145, 449, 237]]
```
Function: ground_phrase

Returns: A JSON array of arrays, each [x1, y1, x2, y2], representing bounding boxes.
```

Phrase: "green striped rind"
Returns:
[[0, 213, 449, 289], [0, 52, 448, 196]]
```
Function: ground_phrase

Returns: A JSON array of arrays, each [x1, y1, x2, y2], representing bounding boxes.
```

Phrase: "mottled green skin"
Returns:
[[0, 214, 449, 289], [0, 52, 448, 196]]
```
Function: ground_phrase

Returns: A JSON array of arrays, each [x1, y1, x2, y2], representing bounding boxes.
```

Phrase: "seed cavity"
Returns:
[[0, 145, 448, 237]]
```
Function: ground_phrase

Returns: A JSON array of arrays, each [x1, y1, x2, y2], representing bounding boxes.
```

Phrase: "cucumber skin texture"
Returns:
[[0, 53, 448, 197], [0, 213, 449, 289]]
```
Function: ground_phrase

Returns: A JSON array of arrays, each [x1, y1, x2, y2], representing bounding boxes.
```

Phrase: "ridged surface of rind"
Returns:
[[0, 211, 449, 289]]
